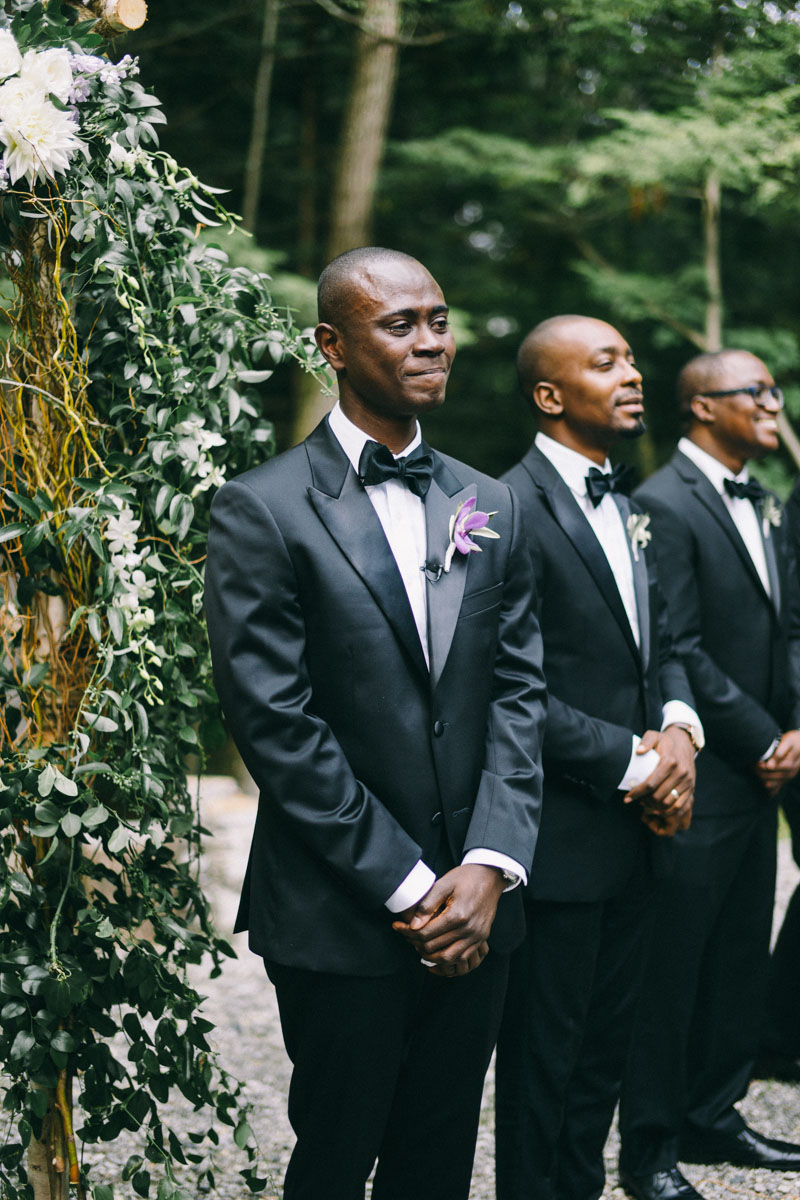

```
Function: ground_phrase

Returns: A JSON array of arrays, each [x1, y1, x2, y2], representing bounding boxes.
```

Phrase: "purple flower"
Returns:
[[444, 496, 500, 572]]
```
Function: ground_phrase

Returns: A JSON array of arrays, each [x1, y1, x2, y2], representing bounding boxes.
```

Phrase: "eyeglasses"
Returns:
[[702, 385, 784, 410]]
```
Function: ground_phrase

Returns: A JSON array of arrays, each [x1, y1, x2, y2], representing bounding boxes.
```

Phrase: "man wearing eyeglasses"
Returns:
[[618, 349, 800, 1200]]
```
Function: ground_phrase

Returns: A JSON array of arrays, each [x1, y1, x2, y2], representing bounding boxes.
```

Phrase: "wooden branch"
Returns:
[[313, 0, 447, 46], [64, 0, 147, 37]]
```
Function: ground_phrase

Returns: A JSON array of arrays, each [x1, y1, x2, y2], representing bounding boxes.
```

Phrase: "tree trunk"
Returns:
[[296, 37, 318, 279], [326, 0, 400, 258], [702, 168, 722, 352], [292, 0, 400, 443], [242, 0, 281, 232]]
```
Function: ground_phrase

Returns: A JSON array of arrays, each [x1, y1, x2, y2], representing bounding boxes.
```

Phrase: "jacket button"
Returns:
[[431, 811, 442, 826], [433, 720, 444, 737]]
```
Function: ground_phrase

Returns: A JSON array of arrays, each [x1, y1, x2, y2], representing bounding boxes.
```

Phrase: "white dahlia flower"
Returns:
[[0, 30, 22, 81], [0, 86, 82, 186], [20, 47, 73, 103]]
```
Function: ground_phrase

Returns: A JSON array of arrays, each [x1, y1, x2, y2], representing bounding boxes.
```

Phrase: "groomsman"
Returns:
[[619, 349, 800, 1200], [757, 475, 800, 1080], [205, 248, 546, 1200], [495, 314, 700, 1200]]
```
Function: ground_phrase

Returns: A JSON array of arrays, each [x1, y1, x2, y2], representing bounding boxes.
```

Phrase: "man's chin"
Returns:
[[619, 417, 646, 440]]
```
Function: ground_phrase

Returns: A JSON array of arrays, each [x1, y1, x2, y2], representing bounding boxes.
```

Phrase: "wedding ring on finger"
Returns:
[[669, 787, 680, 802]]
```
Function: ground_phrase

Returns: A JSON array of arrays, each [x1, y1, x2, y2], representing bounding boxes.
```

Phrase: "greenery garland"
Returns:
[[0, 2, 323, 1196]]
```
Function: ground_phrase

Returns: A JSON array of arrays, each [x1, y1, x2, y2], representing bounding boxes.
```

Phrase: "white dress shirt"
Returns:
[[328, 403, 526, 910], [535, 433, 702, 789], [678, 437, 771, 597]]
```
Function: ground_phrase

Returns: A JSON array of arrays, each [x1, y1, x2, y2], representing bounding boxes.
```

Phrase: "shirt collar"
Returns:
[[535, 432, 612, 498], [328, 401, 422, 474], [678, 436, 748, 495]]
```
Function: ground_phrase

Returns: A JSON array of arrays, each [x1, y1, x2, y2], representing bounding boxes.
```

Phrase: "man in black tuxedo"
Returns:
[[619, 348, 800, 1200], [757, 474, 800, 1080], [204, 247, 546, 1200], [495, 315, 700, 1200]]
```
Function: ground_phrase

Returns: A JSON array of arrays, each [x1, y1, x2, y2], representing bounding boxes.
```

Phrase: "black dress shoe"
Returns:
[[618, 1166, 705, 1200], [752, 1053, 800, 1083], [679, 1124, 800, 1170]]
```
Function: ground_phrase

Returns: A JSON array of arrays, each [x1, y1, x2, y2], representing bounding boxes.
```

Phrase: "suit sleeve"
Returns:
[[780, 517, 800, 731], [646, 496, 780, 765], [654, 573, 696, 711], [462, 486, 546, 875], [204, 479, 425, 910]]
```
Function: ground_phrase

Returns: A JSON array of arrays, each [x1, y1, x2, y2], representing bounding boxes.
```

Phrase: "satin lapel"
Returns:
[[305, 420, 429, 679], [761, 521, 782, 616], [614, 494, 650, 672], [523, 447, 640, 668], [673, 453, 773, 609], [425, 471, 473, 692]]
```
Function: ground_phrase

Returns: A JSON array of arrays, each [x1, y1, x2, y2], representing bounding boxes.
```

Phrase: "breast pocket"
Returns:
[[458, 580, 504, 620]]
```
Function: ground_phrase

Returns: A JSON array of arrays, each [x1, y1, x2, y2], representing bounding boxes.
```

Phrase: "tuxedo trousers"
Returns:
[[762, 789, 800, 1056], [619, 804, 778, 1175], [495, 859, 654, 1200], [265, 951, 508, 1200]]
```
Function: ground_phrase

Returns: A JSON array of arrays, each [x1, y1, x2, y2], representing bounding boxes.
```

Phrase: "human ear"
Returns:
[[315, 323, 345, 370], [533, 381, 563, 418], [689, 394, 715, 425]]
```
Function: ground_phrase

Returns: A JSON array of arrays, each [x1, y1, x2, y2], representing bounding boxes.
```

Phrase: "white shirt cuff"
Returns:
[[619, 734, 660, 791], [462, 848, 527, 890], [661, 700, 703, 740], [385, 860, 435, 913], [760, 736, 782, 763]]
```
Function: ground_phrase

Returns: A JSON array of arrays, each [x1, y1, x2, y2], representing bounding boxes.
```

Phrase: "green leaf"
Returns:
[[51, 1029, 77, 1053], [54, 773, 78, 798], [10, 1031, 35, 1061], [60, 812, 81, 838], [93, 1188, 115, 1200], [233, 1119, 253, 1149], [108, 825, 132, 854], [37, 764, 56, 798], [82, 804, 109, 828], [4, 490, 40, 519], [108, 606, 125, 645], [0, 521, 26, 544]]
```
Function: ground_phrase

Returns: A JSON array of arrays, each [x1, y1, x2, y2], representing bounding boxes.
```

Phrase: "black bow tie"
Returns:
[[358, 440, 434, 500], [724, 477, 765, 503], [585, 464, 635, 508]]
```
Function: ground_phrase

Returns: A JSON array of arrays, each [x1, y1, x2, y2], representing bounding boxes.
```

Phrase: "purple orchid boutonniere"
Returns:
[[443, 496, 500, 573]]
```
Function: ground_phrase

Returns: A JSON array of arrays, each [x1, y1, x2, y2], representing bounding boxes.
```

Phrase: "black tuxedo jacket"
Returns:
[[204, 418, 546, 976], [503, 445, 694, 902], [635, 449, 800, 816]]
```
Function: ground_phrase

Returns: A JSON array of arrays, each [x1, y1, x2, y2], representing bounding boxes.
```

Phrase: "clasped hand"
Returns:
[[754, 729, 800, 796], [624, 724, 696, 837], [391, 864, 505, 978]]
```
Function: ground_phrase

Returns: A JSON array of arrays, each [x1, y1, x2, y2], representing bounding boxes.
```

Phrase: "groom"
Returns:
[[204, 247, 546, 1200]]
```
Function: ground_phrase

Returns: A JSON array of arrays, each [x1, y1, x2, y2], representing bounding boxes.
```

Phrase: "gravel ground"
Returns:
[[74, 776, 800, 1198]]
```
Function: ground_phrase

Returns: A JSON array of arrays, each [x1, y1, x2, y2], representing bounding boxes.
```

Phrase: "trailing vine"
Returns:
[[0, 2, 322, 1196]]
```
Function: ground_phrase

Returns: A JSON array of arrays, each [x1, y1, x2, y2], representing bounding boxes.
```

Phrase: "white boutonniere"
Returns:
[[760, 495, 783, 538], [626, 512, 651, 562], [443, 496, 500, 573]]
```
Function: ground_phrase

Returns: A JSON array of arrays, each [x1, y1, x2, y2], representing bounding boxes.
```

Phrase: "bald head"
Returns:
[[318, 247, 427, 328], [517, 315, 627, 403], [678, 349, 768, 423]]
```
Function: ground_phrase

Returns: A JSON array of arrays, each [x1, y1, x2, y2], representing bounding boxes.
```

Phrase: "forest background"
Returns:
[[125, 0, 800, 490]]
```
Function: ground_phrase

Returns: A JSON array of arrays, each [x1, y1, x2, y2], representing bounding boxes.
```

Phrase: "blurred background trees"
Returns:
[[120, 0, 800, 487]]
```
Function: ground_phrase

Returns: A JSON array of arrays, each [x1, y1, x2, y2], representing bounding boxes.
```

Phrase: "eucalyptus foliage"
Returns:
[[0, 2, 321, 1196]]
